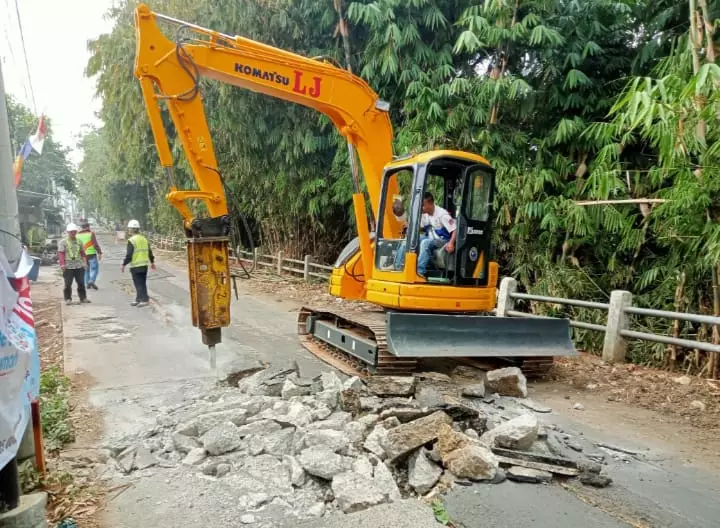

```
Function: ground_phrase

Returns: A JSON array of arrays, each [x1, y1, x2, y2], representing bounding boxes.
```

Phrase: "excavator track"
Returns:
[[297, 306, 554, 379], [297, 306, 417, 378]]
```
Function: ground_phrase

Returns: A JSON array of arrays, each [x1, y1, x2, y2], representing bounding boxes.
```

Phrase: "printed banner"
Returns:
[[0, 247, 40, 470]]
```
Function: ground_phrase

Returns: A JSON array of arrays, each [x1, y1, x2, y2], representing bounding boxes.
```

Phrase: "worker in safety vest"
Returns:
[[58, 223, 90, 305], [121, 219, 156, 307], [77, 218, 103, 290]]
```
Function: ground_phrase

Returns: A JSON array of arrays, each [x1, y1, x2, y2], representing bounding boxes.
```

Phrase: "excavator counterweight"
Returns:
[[133, 5, 577, 377]]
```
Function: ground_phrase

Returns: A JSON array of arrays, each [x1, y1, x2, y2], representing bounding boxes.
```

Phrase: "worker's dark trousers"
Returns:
[[63, 268, 86, 301], [130, 267, 149, 303]]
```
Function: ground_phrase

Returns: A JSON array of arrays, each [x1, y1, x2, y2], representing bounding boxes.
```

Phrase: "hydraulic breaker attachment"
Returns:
[[186, 217, 232, 350], [385, 312, 576, 359]]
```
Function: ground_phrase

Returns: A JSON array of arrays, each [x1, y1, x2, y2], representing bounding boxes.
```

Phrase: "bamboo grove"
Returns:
[[79, 0, 720, 374]]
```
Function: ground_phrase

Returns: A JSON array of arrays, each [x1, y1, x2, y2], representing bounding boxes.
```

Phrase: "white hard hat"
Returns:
[[66, 223, 79, 232], [127, 219, 141, 229]]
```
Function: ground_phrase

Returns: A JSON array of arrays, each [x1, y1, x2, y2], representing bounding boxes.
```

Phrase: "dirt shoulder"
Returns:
[[535, 355, 720, 470], [30, 272, 106, 526]]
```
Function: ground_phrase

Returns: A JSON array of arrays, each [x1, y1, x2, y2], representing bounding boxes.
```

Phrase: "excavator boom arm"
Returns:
[[133, 4, 397, 232]]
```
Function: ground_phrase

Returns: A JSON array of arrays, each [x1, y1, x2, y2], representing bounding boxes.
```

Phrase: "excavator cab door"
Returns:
[[453, 164, 495, 286]]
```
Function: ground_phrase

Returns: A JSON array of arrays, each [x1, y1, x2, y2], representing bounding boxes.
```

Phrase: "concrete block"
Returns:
[[496, 277, 517, 316], [0, 492, 47, 528], [602, 290, 632, 363]]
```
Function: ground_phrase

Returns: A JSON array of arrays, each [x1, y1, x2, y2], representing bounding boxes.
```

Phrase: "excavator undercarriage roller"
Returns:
[[297, 306, 576, 379]]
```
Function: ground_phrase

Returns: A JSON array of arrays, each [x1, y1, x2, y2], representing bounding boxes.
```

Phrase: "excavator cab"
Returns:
[[375, 152, 495, 287]]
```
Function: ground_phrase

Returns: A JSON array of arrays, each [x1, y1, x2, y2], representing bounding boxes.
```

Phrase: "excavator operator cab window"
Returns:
[[375, 168, 413, 271], [375, 156, 495, 284]]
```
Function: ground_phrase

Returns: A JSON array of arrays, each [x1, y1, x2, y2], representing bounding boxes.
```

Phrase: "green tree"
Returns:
[[76, 127, 153, 227], [6, 95, 75, 194]]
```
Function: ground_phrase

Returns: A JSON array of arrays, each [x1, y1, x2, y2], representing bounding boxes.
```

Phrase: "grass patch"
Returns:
[[40, 366, 75, 451]]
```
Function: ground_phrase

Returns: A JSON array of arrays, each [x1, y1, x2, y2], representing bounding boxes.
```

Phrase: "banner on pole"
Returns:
[[0, 247, 40, 470]]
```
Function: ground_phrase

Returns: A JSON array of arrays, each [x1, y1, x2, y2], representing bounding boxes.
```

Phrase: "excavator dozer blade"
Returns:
[[386, 313, 576, 358]]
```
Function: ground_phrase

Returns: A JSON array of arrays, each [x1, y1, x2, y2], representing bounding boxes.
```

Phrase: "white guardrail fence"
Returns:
[[148, 233, 720, 365]]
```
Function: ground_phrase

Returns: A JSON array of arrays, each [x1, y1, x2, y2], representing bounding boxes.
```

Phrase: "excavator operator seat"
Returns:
[[432, 245, 454, 271]]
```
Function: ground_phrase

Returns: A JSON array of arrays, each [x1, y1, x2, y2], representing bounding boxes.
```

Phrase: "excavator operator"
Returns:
[[394, 192, 457, 277]]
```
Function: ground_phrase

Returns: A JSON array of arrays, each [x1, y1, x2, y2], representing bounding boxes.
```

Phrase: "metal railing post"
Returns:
[[276, 250, 284, 275], [496, 277, 517, 316], [603, 290, 633, 363]]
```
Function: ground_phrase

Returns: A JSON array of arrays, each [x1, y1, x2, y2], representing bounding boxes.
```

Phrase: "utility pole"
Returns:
[[0, 62, 22, 512]]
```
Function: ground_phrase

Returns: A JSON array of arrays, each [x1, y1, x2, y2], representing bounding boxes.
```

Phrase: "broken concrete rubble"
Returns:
[[305, 429, 350, 453], [384, 411, 453, 461], [282, 378, 314, 399], [461, 382, 486, 398], [373, 460, 401, 501], [480, 413, 538, 450], [172, 432, 201, 454], [408, 448, 442, 494], [201, 422, 244, 455], [182, 447, 207, 466], [105, 362, 614, 520], [444, 444, 498, 480], [485, 367, 528, 398], [331, 471, 387, 513], [298, 446, 353, 480], [507, 466, 553, 483], [366, 376, 416, 396], [363, 424, 389, 459]]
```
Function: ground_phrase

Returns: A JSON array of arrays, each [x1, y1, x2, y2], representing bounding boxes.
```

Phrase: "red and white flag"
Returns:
[[28, 115, 46, 155]]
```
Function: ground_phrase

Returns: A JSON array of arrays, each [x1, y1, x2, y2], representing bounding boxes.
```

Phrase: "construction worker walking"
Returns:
[[121, 219, 155, 307], [58, 223, 91, 305], [77, 218, 103, 290]]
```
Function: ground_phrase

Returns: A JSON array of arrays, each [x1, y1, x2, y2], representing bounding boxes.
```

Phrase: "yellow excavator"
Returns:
[[133, 5, 575, 376]]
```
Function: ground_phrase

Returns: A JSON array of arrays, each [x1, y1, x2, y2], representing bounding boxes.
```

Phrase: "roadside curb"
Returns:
[[0, 492, 47, 528]]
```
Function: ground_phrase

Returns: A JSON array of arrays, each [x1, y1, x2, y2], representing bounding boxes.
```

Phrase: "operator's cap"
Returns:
[[79, 218, 90, 227], [66, 223, 79, 232], [127, 219, 141, 229]]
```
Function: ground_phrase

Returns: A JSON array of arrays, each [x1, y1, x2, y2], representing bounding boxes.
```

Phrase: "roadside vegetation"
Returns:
[[39, 367, 75, 452]]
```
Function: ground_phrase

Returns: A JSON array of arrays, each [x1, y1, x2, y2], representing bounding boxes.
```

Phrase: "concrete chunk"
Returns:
[[480, 413, 538, 450], [367, 376, 416, 396], [373, 461, 401, 501], [486, 367, 527, 398], [384, 411, 452, 461], [444, 444, 498, 481], [200, 422, 244, 455], [331, 472, 386, 513], [298, 446, 353, 480], [182, 447, 207, 466], [304, 429, 350, 453], [408, 448, 442, 495], [507, 466, 553, 483], [363, 424, 389, 458]]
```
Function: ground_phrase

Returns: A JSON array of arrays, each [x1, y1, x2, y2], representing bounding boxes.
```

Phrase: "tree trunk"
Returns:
[[333, 0, 353, 74], [489, 0, 520, 125], [698, 0, 716, 63]]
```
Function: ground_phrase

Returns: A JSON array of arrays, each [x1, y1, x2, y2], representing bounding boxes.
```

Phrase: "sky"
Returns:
[[1, 0, 117, 166]]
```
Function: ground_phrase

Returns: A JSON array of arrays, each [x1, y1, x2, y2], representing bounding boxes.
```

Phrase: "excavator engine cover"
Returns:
[[385, 312, 576, 359], [187, 236, 231, 346]]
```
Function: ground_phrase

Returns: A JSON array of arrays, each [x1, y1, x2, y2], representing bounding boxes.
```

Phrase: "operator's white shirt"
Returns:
[[421, 205, 456, 241]]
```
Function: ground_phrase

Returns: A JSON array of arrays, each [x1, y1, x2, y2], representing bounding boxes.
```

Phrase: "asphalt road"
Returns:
[[61, 235, 720, 527]]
